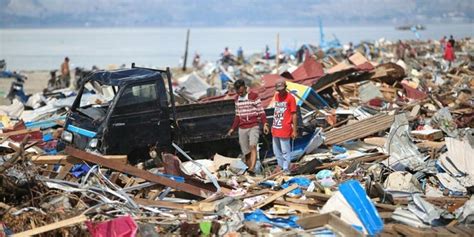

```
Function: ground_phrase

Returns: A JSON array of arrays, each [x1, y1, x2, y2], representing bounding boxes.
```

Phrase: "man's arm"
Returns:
[[227, 116, 240, 136], [289, 95, 298, 139], [291, 112, 297, 139], [254, 96, 269, 134]]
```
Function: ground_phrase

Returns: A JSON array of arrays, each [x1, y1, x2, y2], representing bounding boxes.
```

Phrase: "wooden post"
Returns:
[[182, 29, 190, 72], [276, 33, 280, 71]]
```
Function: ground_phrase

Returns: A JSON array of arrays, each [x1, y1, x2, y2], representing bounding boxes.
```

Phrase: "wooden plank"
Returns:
[[379, 232, 397, 237], [272, 200, 318, 213], [56, 163, 73, 180], [325, 114, 395, 145], [411, 129, 444, 141], [445, 227, 472, 237], [416, 141, 446, 150], [0, 128, 41, 138], [109, 172, 120, 184], [432, 227, 459, 237], [247, 171, 284, 189], [315, 154, 388, 170], [31, 154, 127, 165], [147, 190, 160, 200], [251, 184, 298, 210], [375, 203, 398, 211], [0, 202, 18, 213], [42, 164, 55, 177], [392, 224, 432, 237], [454, 226, 474, 237], [12, 214, 87, 237], [237, 189, 271, 200], [303, 191, 331, 201], [297, 212, 363, 236], [65, 146, 214, 198], [393, 196, 469, 206], [134, 198, 186, 210], [348, 52, 370, 66]]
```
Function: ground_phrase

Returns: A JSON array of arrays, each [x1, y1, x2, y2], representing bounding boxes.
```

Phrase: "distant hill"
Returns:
[[0, 0, 473, 28]]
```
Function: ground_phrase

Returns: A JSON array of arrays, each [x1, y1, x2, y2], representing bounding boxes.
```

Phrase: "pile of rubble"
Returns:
[[0, 38, 473, 236]]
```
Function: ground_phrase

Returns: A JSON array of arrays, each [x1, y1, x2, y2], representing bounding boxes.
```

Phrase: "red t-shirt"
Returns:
[[271, 92, 297, 138]]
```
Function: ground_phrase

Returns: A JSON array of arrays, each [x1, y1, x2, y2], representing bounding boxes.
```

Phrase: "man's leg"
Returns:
[[238, 128, 251, 168], [247, 126, 260, 172], [272, 137, 283, 169], [280, 138, 292, 172]]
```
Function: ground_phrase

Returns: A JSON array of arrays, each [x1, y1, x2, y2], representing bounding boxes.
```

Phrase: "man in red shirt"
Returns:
[[227, 79, 269, 173], [271, 79, 297, 173]]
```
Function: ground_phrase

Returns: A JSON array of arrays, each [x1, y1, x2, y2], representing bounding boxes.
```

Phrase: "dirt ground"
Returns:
[[0, 70, 63, 105]]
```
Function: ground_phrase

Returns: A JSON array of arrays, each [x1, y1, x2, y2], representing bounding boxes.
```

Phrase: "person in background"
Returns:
[[444, 41, 455, 69], [237, 47, 244, 65], [440, 36, 447, 53], [345, 42, 354, 58], [265, 45, 270, 60], [449, 35, 456, 48], [60, 57, 70, 88], [271, 79, 297, 174], [222, 47, 232, 63], [396, 40, 406, 60], [192, 52, 201, 69], [227, 79, 269, 175]]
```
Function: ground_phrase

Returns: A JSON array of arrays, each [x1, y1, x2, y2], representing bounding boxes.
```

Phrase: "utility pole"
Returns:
[[182, 29, 190, 71]]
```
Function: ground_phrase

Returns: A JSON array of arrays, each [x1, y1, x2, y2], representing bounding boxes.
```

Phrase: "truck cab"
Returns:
[[61, 68, 172, 160]]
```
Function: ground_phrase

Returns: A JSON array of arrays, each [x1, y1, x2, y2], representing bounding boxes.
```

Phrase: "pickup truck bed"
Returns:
[[174, 99, 275, 158]]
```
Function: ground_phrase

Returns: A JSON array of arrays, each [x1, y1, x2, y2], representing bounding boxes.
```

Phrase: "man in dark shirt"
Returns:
[[449, 35, 456, 48]]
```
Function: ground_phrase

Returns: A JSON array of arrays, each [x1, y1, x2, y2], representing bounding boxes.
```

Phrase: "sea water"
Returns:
[[1, 24, 473, 71]]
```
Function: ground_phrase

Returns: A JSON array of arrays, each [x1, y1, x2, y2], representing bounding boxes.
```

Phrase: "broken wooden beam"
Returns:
[[250, 184, 298, 210], [133, 198, 186, 210], [31, 154, 128, 165], [0, 128, 40, 139], [65, 146, 214, 198], [411, 129, 444, 141], [12, 214, 87, 237], [247, 170, 284, 189]]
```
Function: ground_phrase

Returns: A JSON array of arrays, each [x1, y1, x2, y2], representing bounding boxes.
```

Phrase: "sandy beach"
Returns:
[[0, 67, 195, 106], [0, 70, 51, 105]]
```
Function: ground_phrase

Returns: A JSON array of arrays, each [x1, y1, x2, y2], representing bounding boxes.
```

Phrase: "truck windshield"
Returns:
[[74, 81, 117, 122], [79, 81, 117, 108]]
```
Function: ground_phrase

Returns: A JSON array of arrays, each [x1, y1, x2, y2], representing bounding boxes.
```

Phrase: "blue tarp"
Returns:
[[70, 164, 91, 178], [244, 209, 301, 229], [339, 180, 384, 236], [281, 176, 312, 196]]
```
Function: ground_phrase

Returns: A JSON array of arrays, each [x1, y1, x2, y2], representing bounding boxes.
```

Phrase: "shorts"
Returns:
[[238, 126, 260, 155]]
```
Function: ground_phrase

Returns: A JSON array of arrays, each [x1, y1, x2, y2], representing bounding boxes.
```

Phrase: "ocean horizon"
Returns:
[[1, 24, 473, 71]]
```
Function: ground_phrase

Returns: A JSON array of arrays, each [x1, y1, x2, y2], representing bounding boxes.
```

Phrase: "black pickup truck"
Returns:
[[60, 66, 273, 162]]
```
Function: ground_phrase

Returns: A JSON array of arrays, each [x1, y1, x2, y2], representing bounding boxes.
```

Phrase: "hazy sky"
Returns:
[[1, 0, 473, 27]]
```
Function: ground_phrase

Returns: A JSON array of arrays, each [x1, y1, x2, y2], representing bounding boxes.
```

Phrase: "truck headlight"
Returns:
[[61, 130, 73, 143], [88, 138, 98, 148]]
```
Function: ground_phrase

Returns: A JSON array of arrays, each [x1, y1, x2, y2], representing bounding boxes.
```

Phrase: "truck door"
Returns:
[[103, 80, 171, 155]]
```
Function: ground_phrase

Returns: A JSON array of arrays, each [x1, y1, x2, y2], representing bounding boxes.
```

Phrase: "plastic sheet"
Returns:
[[86, 215, 138, 237], [339, 180, 384, 236], [281, 176, 312, 196], [244, 209, 301, 229]]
